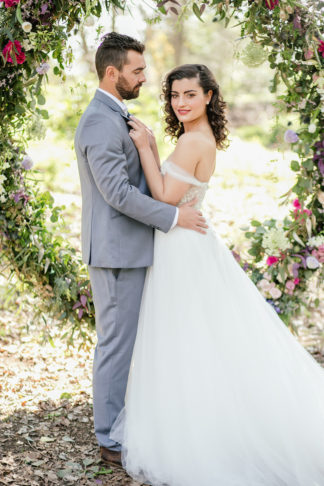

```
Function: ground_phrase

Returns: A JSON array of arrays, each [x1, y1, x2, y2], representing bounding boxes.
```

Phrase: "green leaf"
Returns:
[[15, 105, 25, 114], [248, 247, 259, 256], [278, 265, 286, 284], [53, 66, 60, 75], [37, 94, 46, 105], [193, 3, 204, 22], [60, 392, 72, 400], [48, 336, 55, 348], [302, 159, 313, 171], [290, 160, 300, 171], [39, 109, 49, 119], [251, 220, 261, 227], [16, 3, 23, 24], [57, 469, 73, 479], [83, 458, 95, 467]]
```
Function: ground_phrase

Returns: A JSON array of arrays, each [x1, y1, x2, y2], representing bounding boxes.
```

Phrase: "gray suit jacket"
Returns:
[[74, 89, 176, 268]]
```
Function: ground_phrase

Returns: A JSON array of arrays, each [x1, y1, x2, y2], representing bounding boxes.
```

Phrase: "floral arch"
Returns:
[[0, 0, 323, 342]]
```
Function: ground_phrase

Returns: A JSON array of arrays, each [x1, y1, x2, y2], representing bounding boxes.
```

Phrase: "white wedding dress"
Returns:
[[111, 160, 324, 486]]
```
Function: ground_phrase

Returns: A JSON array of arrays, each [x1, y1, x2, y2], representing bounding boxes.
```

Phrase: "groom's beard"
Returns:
[[116, 74, 142, 100]]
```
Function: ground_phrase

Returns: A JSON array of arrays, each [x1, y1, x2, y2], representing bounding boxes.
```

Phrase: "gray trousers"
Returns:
[[88, 266, 147, 451]]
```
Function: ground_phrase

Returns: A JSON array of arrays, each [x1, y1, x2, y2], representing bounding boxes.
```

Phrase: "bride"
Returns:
[[111, 64, 324, 485]]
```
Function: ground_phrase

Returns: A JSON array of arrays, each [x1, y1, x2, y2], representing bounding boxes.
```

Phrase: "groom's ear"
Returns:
[[105, 65, 119, 81]]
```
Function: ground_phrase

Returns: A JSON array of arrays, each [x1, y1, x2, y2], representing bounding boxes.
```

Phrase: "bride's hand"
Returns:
[[128, 117, 153, 151]]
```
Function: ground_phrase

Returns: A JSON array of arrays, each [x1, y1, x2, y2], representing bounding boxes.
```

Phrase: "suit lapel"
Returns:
[[94, 89, 149, 193]]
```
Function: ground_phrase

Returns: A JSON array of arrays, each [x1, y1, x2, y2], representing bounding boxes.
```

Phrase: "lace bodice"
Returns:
[[161, 160, 209, 209]]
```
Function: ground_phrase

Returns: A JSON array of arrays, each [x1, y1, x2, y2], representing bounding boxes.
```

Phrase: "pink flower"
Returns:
[[266, 256, 279, 266], [293, 278, 300, 285], [303, 209, 312, 216], [265, 0, 279, 9], [304, 49, 314, 60], [312, 246, 324, 264], [285, 280, 295, 295], [293, 198, 301, 209], [269, 287, 282, 299], [318, 40, 324, 58], [2, 40, 26, 64], [0, 0, 20, 7]]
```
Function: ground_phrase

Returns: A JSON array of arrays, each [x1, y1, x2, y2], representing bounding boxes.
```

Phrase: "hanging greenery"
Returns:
[[0, 0, 323, 342]]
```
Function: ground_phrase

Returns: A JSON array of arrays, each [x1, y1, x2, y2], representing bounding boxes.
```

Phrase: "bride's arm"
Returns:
[[128, 117, 200, 205]]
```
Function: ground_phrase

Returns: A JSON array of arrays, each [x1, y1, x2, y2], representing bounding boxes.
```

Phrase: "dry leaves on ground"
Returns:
[[0, 307, 324, 485], [0, 313, 142, 485]]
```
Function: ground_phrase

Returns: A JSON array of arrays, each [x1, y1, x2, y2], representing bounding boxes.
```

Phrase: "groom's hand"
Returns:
[[177, 199, 208, 234]]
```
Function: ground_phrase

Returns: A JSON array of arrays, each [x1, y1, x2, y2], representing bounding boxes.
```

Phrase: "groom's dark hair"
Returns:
[[95, 32, 145, 80]]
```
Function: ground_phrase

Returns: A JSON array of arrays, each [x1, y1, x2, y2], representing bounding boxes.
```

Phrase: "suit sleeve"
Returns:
[[79, 115, 177, 233]]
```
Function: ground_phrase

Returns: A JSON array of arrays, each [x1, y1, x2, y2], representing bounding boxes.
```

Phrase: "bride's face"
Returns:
[[170, 77, 211, 123]]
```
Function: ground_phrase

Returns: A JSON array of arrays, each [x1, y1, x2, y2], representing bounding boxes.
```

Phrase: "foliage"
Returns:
[[0, 0, 323, 341], [0, 0, 124, 342]]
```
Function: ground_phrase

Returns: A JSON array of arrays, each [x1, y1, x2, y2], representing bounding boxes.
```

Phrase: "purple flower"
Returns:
[[319, 160, 324, 176], [22, 155, 33, 170], [36, 62, 50, 75], [284, 129, 299, 143], [266, 299, 282, 314], [12, 188, 29, 204], [40, 3, 48, 14], [313, 140, 324, 176], [293, 14, 302, 31]]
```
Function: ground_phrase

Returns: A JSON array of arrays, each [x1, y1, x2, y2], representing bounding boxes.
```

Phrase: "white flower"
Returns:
[[36, 62, 50, 75], [0, 185, 4, 196], [22, 39, 33, 51], [2, 162, 10, 170], [306, 256, 320, 269], [269, 287, 282, 299], [276, 221, 284, 229], [307, 235, 324, 248], [22, 155, 33, 170], [298, 99, 306, 109], [0, 174, 7, 184], [308, 123, 317, 133], [0, 194, 6, 203], [279, 9, 288, 20], [84, 16, 95, 27], [22, 22, 32, 33], [276, 273, 285, 284], [258, 279, 272, 291], [262, 227, 290, 256]]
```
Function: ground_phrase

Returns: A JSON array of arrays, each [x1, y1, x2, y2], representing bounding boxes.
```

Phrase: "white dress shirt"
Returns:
[[97, 88, 178, 229]]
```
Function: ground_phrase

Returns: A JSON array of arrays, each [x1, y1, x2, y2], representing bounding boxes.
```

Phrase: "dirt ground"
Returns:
[[1, 308, 324, 486], [0, 312, 144, 486]]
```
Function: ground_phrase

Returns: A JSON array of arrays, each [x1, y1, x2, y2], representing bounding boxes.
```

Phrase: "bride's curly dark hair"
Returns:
[[162, 64, 229, 150]]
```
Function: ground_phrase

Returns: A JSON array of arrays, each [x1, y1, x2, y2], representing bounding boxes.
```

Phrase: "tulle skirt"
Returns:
[[111, 225, 324, 486]]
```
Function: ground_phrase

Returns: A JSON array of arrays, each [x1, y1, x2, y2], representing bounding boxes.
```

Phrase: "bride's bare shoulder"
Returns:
[[177, 131, 215, 150], [177, 132, 203, 145]]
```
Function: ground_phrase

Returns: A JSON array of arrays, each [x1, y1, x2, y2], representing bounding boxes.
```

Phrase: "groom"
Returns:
[[75, 32, 206, 465]]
